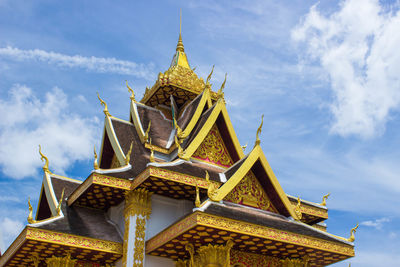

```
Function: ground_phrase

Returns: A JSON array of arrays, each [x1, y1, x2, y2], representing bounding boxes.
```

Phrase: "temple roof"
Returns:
[[35, 175, 122, 243], [146, 202, 354, 266]]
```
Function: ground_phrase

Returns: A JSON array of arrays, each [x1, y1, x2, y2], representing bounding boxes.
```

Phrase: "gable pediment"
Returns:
[[224, 170, 278, 214], [192, 124, 234, 168]]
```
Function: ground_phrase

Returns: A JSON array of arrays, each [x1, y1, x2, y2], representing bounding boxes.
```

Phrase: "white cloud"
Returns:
[[292, 0, 400, 138], [0, 217, 23, 254], [0, 46, 154, 80], [0, 84, 99, 178], [360, 217, 390, 230]]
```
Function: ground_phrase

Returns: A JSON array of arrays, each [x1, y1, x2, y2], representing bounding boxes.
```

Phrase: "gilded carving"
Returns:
[[46, 253, 77, 267], [348, 224, 359, 242], [321, 192, 330, 206], [289, 200, 328, 219], [158, 65, 205, 95], [280, 256, 310, 267], [26, 227, 123, 254], [192, 125, 233, 167], [124, 188, 153, 218], [294, 197, 303, 221], [133, 217, 147, 266], [39, 144, 52, 174], [230, 250, 280, 267], [27, 197, 36, 224], [197, 213, 354, 256], [97, 92, 111, 117], [225, 171, 277, 213], [186, 240, 234, 267], [93, 174, 132, 190], [148, 167, 220, 189]]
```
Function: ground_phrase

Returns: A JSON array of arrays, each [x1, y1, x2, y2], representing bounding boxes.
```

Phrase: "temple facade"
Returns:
[[0, 29, 356, 267]]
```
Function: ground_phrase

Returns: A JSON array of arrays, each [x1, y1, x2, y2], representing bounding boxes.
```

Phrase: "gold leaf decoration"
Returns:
[[192, 125, 233, 167], [225, 171, 278, 213]]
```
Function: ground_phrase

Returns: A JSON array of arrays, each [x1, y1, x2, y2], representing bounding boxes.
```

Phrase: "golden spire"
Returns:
[[39, 145, 51, 174], [171, 10, 190, 69], [93, 145, 99, 170], [176, 9, 184, 53]]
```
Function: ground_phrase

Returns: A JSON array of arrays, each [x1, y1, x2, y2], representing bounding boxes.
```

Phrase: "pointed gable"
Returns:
[[180, 99, 244, 164], [224, 170, 278, 213], [210, 145, 300, 220], [36, 185, 52, 220], [192, 124, 233, 168]]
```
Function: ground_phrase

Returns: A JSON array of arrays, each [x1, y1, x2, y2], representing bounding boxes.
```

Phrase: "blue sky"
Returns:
[[1, 0, 400, 266]]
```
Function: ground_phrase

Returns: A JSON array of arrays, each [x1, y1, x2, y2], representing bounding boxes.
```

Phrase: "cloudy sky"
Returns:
[[1, 0, 400, 266]]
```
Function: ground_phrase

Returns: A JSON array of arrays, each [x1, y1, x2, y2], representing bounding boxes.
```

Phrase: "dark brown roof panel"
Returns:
[[177, 91, 203, 130], [38, 176, 122, 243], [137, 105, 173, 148]]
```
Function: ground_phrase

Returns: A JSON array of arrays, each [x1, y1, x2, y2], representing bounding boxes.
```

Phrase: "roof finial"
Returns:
[[39, 145, 51, 174], [126, 80, 135, 102], [321, 192, 331, 206], [97, 92, 111, 117], [93, 145, 99, 170], [27, 197, 36, 224], [176, 9, 184, 52], [294, 196, 302, 220], [348, 223, 359, 242], [254, 114, 264, 147]]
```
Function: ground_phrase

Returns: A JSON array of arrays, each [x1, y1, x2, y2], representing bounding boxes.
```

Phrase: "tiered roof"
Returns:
[[0, 29, 355, 267]]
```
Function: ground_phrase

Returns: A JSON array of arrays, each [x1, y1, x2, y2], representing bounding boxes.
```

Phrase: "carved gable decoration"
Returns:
[[192, 125, 233, 168], [225, 171, 278, 213]]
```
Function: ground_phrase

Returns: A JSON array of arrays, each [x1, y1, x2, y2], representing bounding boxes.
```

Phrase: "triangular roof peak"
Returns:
[[207, 144, 300, 220]]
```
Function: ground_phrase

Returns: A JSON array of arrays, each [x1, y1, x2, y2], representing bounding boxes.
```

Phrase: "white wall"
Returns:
[[144, 255, 175, 267], [107, 200, 125, 236], [146, 194, 193, 241]]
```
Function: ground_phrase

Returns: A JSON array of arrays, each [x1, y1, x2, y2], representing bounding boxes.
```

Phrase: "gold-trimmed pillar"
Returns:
[[123, 188, 153, 267], [181, 240, 234, 267]]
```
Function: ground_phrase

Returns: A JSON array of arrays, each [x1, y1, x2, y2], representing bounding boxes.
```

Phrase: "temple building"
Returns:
[[0, 26, 356, 267]]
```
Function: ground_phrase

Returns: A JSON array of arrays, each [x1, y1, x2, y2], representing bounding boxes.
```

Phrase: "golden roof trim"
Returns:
[[289, 198, 329, 219], [26, 227, 123, 254], [131, 166, 221, 191], [209, 145, 299, 220], [146, 211, 355, 257], [67, 173, 133, 207]]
